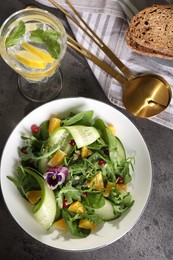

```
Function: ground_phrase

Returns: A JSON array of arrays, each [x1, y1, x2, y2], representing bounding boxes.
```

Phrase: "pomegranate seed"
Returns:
[[103, 148, 109, 155], [98, 159, 106, 165], [63, 198, 69, 208], [69, 139, 76, 146], [83, 192, 88, 197], [117, 176, 124, 184], [31, 124, 40, 134], [21, 148, 27, 154]]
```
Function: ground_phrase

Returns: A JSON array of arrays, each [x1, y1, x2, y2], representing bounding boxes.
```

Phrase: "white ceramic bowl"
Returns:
[[0, 97, 152, 251]]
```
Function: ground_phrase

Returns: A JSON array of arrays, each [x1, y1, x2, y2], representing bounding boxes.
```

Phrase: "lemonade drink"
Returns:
[[0, 8, 67, 82]]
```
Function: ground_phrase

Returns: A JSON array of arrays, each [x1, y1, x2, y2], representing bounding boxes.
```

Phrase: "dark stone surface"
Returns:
[[0, 1, 173, 259]]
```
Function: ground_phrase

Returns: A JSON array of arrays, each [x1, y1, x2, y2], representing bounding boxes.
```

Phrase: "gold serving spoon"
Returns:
[[49, 0, 172, 118]]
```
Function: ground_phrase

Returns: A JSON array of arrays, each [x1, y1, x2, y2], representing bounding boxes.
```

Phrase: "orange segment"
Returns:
[[79, 219, 96, 230], [116, 183, 127, 191], [81, 146, 93, 158], [108, 124, 116, 135], [87, 171, 104, 191], [81, 146, 88, 158], [48, 150, 66, 167], [68, 201, 86, 214], [53, 218, 67, 231], [48, 117, 61, 134], [103, 182, 115, 197], [103, 183, 127, 196], [26, 190, 41, 204]]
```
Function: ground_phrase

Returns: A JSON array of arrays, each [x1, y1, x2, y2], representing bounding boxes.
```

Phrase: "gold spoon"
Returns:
[[49, 0, 172, 118]]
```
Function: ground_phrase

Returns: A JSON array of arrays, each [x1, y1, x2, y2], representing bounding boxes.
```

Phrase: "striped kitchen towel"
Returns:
[[35, 0, 173, 130]]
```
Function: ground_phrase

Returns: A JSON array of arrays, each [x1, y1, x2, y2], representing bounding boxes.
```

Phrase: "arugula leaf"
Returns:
[[87, 137, 107, 150], [116, 156, 135, 184], [55, 181, 83, 208], [68, 157, 91, 175], [109, 188, 134, 216], [62, 209, 91, 238], [7, 166, 40, 198], [6, 21, 25, 47], [30, 29, 61, 59], [7, 176, 26, 199], [93, 118, 134, 183]]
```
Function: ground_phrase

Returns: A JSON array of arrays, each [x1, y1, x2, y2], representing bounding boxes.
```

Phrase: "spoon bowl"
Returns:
[[123, 74, 171, 118]]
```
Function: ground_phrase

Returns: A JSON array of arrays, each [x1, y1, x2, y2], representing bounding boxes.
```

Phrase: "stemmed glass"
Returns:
[[0, 8, 67, 102]]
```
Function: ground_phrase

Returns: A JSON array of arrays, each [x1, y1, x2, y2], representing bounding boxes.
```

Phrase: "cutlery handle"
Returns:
[[67, 36, 127, 86], [66, 0, 134, 80]]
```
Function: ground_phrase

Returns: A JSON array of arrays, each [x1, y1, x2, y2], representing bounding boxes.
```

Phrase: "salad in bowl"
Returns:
[[8, 110, 134, 238]]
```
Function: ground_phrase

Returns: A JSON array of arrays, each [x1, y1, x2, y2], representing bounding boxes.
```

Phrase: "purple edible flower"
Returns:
[[44, 167, 68, 190]]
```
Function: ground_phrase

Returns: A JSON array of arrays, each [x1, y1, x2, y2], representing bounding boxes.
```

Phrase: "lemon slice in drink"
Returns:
[[14, 50, 47, 69], [22, 42, 55, 63]]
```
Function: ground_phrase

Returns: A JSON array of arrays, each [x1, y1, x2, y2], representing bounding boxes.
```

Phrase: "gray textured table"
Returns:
[[0, 1, 173, 259]]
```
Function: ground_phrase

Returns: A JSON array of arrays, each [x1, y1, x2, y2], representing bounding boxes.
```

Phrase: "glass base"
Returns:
[[18, 69, 63, 102]]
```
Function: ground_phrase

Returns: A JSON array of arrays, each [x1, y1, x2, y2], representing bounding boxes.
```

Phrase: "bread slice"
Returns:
[[126, 4, 173, 59]]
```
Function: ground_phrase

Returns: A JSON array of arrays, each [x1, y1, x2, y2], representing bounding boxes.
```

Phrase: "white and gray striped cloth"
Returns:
[[35, 0, 173, 130]]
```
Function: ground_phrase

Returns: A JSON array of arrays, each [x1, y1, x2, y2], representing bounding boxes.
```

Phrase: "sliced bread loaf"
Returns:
[[126, 4, 173, 59]]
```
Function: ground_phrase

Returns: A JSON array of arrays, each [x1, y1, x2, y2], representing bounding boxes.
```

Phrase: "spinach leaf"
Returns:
[[93, 118, 119, 169], [62, 110, 94, 126], [35, 120, 49, 141]]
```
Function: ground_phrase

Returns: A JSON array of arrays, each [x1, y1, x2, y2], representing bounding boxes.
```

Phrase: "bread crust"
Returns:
[[126, 34, 173, 60], [126, 4, 173, 59]]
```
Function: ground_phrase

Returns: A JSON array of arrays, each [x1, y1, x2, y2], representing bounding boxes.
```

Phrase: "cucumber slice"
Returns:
[[24, 168, 56, 230], [48, 128, 74, 154], [116, 137, 126, 159], [94, 199, 116, 221], [65, 125, 100, 148], [38, 157, 49, 174], [48, 128, 69, 147]]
